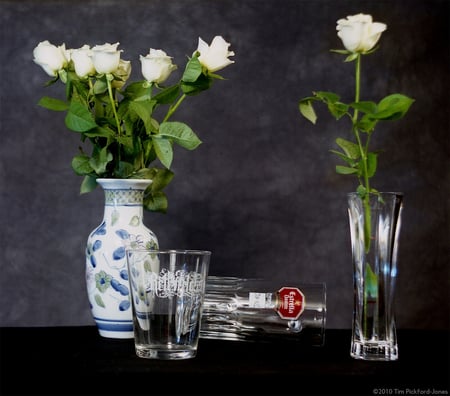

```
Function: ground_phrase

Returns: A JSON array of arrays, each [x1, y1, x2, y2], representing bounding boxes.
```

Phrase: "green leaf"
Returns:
[[356, 184, 367, 198], [329, 149, 355, 166], [181, 73, 212, 95], [327, 101, 348, 120], [93, 79, 108, 95], [350, 101, 377, 114], [144, 190, 168, 213], [71, 155, 94, 175], [131, 168, 154, 180], [65, 101, 97, 132], [43, 76, 59, 87], [38, 96, 69, 111], [83, 126, 116, 139], [311, 92, 348, 119], [115, 161, 135, 178], [366, 152, 378, 178], [335, 138, 360, 160], [372, 94, 415, 121], [153, 84, 181, 104], [357, 115, 378, 133], [336, 165, 358, 175], [364, 263, 378, 299], [131, 167, 174, 194], [66, 71, 90, 101], [208, 72, 225, 80], [116, 135, 135, 152], [122, 81, 151, 101], [143, 139, 156, 165], [89, 146, 113, 174], [314, 91, 340, 103], [299, 99, 317, 124], [363, 45, 380, 56], [149, 168, 174, 192], [129, 100, 156, 132], [330, 49, 351, 55], [152, 136, 173, 169], [80, 175, 98, 194], [344, 53, 359, 62], [182, 56, 203, 83], [159, 121, 202, 150]]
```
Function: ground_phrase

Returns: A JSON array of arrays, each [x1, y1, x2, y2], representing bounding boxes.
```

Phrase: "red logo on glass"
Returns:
[[276, 287, 305, 320]]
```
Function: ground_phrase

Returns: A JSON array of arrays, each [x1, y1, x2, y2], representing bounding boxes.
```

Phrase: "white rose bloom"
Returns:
[[140, 49, 177, 84], [33, 40, 69, 77], [112, 59, 132, 88], [196, 36, 235, 73], [71, 45, 95, 78], [91, 42, 122, 74], [336, 13, 387, 53]]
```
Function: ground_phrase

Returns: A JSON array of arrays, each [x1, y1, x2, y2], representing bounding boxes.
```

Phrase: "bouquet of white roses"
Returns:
[[33, 36, 235, 213]]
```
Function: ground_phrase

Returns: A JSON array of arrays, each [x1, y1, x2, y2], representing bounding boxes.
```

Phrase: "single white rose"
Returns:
[[336, 13, 387, 53], [33, 40, 69, 77], [91, 42, 122, 74], [140, 49, 177, 84], [71, 45, 95, 78], [196, 36, 235, 73], [112, 59, 132, 88]]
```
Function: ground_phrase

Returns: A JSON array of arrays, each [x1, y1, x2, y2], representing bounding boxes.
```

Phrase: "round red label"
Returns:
[[276, 287, 305, 320]]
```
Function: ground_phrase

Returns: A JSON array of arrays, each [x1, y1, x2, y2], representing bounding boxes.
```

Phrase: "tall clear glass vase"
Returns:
[[347, 192, 404, 361]]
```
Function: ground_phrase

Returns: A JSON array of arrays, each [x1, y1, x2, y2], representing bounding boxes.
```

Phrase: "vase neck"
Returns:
[[97, 178, 151, 226], [103, 189, 145, 207]]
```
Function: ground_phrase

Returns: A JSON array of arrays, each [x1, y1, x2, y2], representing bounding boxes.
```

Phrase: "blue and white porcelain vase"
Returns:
[[85, 178, 159, 339]]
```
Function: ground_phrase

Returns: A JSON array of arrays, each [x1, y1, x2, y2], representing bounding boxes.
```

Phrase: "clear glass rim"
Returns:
[[347, 191, 403, 197], [126, 248, 212, 256]]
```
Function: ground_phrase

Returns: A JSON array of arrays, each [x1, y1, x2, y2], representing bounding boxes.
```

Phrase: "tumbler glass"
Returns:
[[126, 249, 211, 360]]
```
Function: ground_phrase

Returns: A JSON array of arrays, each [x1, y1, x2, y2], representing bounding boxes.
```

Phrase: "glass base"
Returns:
[[351, 340, 398, 361], [135, 345, 197, 360]]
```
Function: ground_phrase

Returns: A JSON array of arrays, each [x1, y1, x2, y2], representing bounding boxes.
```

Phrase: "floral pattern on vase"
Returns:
[[85, 178, 158, 339]]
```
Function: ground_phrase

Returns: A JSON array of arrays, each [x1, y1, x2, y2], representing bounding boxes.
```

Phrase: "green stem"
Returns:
[[106, 75, 122, 175], [163, 93, 187, 122], [353, 54, 374, 338], [353, 55, 368, 185], [106, 76, 122, 136], [353, 54, 371, 253], [353, 54, 361, 123]]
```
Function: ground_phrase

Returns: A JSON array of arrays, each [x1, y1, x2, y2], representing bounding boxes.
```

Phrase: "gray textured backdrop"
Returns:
[[0, 0, 448, 330]]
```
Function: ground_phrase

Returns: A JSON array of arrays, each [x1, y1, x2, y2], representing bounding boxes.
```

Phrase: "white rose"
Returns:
[[112, 59, 132, 88], [140, 49, 177, 84], [91, 42, 122, 74], [33, 40, 69, 77], [336, 13, 387, 53], [71, 45, 95, 78], [196, 36, 235, 73]]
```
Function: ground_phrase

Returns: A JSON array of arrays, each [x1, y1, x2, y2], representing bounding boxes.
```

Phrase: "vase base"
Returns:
[[351, 340, 398, 361], [94, 318, 134, 339], [98, 329, 134, 339]]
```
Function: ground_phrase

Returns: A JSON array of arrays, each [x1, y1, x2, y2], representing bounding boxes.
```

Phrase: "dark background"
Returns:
[[0, 0, 448, 330]]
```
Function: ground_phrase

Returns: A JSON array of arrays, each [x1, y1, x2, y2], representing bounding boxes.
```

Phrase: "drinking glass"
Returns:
[[126, 249, 211, 360]]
